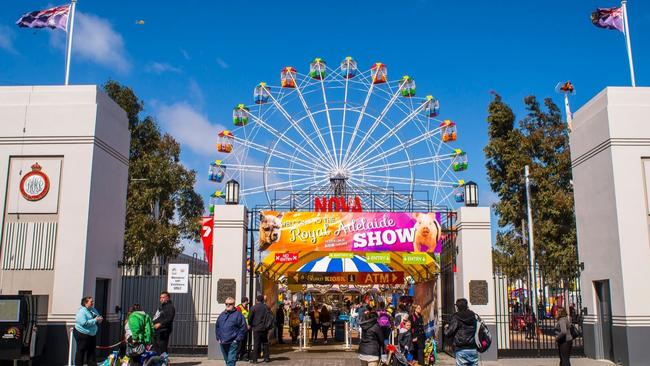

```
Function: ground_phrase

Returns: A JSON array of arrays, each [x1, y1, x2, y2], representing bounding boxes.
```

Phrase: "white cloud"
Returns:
[[145, 62, 181, 74], [216, 58, 229, 69], [188, 79, 205, 107], [0, 26, 17, 54], [155, 102, 224, 156], [50, 11, 130, 72]]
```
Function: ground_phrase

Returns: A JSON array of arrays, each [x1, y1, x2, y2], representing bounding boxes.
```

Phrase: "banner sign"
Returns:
[[287, 271, 404, 285], [274, 252, 299, 263], [328, 252, 354, 259], [259, 211, 442, 253], [402, 253, 428, 265], [201, 217, 214, 272], [366, 253, 391, 264]]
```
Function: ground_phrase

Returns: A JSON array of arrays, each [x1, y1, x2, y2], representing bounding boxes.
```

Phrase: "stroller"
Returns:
[[382, 344, 412, 366], [122, 343, 169, 366]]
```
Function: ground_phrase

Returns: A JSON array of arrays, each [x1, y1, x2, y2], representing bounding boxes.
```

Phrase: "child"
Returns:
[[398, 320, 413, 360]]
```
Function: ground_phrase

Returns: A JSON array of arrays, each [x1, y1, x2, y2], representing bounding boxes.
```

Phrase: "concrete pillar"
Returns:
[[207, 205, 248, 359], [571, 87, 650, 366], [454, 206, 497, 361]]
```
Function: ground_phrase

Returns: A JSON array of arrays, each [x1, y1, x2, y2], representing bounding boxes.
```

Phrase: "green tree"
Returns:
[[485, 93, 577, 284], [104, 80, 204, 264]]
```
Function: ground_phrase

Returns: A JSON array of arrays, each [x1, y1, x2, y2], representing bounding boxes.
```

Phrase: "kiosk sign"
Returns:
[[167, 263, 189, 293], [287, 271, 404, 285]]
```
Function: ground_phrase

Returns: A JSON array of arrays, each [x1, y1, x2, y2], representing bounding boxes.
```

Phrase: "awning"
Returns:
[[297, 254, 391, 273]]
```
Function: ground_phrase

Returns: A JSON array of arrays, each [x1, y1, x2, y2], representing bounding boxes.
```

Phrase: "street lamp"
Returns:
[[225, 179, 239, 205], [464, 181, 478, 207]]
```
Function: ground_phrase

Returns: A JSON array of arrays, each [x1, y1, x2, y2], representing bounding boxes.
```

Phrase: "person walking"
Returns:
[[248, 294, 271, 363], [309, 305, 320, 342], [275, 304, 285, 344], [410, 304, 425, 365], [443, 298, 479, 366], [358, 309, 384, 366], [74, 296, 103, 366], [216, 297, 248, 366], [555, 308, 573, 366], [152, 291, 176, 355], [524, 306, 536, 340], [289, 306, 301, 344], [319, 305, 331, 344], [235, 297, 250, 361], [376, 302, 392, 345]]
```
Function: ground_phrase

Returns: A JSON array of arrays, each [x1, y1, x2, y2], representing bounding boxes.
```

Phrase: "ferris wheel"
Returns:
[[208, 57, 468, 210]]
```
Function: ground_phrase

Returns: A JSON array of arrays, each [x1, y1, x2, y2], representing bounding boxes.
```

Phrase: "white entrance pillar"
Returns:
[[454, 206, 497, 361], [207, 205, 248, 359]]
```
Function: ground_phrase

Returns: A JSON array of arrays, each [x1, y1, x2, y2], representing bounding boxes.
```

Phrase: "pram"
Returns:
[[382, 344, 412, 366]]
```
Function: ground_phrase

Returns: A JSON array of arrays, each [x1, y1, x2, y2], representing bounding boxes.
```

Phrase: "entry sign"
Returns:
[[167, 263, 189, 293], [275, 252, 299, 263], [366, 253, 390, 264], [402, 253, 428, 265], [287, 271, 404, 285]]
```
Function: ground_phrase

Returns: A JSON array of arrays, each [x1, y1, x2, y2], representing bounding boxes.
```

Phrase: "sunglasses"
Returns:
[[226, 303, 235, 306]]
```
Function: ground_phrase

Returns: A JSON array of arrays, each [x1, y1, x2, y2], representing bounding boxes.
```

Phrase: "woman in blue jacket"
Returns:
[[74, 296, 103, 365]]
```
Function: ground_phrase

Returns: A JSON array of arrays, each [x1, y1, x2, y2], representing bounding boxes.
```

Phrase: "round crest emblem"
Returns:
[[20, 163, 50, 201]]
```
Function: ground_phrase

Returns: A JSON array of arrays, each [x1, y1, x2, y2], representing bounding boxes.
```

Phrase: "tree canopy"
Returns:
[[485, 93, 577, 284], [104, 80, 204, 264]]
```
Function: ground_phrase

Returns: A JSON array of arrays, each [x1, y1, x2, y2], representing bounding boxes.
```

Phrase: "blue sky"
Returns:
[[2, 1, 649, 255]]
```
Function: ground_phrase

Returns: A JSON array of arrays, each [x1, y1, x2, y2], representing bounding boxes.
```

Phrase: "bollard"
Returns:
[[344, 321, 351, 350], [67, 327, 74, 366]]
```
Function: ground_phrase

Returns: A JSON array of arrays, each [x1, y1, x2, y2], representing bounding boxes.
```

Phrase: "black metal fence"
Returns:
[[119, 256, 212, 354], [493, 267, 583, 358]]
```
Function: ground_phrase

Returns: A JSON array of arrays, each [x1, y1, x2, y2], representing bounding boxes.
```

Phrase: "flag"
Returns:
[[591, 6, 624, 32], [16, 4, 71, 31]]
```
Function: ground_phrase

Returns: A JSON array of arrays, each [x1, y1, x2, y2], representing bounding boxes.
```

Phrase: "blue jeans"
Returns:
[[220, 341, 240, 366], [455, 348, 479, 366]]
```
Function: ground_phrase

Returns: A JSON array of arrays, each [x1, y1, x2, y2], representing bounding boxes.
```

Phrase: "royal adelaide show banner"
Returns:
[[259, 211, 442, 253]]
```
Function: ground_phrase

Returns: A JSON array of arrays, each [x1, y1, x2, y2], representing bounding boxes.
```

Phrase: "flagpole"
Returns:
[[564, 93, 573, 133], [64, 0, 77, 86], [621, 0, 636, 87]]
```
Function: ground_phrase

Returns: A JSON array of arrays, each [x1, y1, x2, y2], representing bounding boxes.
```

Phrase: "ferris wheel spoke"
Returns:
[[245, 110, 330, 168], [346, 123, 445, 172], [347, 100, 428, 166], [349, 177, 413, 203], [341, 79, 375, 167], [316, 63, 339, 168], [343, 80, 407, 167], [244, 176, 325, 195], [360, 174, 456, 188], [226, 164, 316, 177], [352, 153, 456, 175], [232, 137, 322, 171], [262, 85, 334, 168], [339, 69, 351, 166]]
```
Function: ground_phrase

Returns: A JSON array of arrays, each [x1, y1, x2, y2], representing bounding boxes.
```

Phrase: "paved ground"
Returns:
[[169, 343, 614, 366]]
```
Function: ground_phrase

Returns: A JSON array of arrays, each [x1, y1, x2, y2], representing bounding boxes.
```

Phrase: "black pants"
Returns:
[[237, 331, 249, 360], [311, 325, 320, 341], [321, 324, 330, 341], [73, 328, 96, 366], [253, 330, 269, 362], [277, 324, 284, 343], [412, 336, 425, 365], [558, 340, 572, 366], [154, 328, 171, 354]]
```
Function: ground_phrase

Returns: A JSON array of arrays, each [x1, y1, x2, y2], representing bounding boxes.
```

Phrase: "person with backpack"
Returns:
[[410, 304, 426, 365], [248, 294, 272, 363], [124, 303, 155, 365], [358, 309, 384, 366], [376, 302, 392, 345], [443, 298, 480, 366], [554, 307, 573, 366]]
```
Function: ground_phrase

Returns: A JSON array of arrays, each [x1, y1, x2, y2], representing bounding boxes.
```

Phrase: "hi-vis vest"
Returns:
[[237, 304, 249, 325]]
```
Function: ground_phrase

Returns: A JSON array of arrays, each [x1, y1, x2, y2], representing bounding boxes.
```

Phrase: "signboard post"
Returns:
[[167, 263, 189, 293]]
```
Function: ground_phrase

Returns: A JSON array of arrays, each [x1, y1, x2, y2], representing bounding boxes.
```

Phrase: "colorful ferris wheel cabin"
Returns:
[[217, 130, 234, 153], [281, 67, 297, 88], [371, 62, 387, 84], [254, 82, 270, 104], [208, 160, 227, 183], [453, 180, 465, 203], [309, 58, 326, 80], [341, 57, 358, 79], [232, 104, 249, 126], [400, 76, 416, 97], [452, 149, 468, 172], [424, 95, 440, 118], [440, 120, 457, 142]]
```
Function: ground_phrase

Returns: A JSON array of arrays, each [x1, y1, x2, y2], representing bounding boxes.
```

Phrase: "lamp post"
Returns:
[[464, 181, 478, 207], [225, 179, 239, 205], [524, 165, 539, 327]]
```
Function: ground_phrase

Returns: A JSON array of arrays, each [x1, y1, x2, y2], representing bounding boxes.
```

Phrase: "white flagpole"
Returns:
[[564, 93, 573, 133], [621, 0, 636, 87], [64, 0, 77, 86]]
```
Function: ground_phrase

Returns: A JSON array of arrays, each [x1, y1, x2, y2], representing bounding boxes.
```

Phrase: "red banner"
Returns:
[[274, 252, 299, 263], [201, 217, 214, 272]]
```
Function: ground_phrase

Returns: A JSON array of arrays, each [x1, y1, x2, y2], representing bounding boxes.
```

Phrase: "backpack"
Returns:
[[570, 322, 582, 338], [263, 309, 275, 331], [474, 314, 492, 353], [377, 310, 391, 328]]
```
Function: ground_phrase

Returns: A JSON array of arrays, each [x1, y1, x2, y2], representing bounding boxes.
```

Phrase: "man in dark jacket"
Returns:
[[444, 298, 478, 366], [275, 305, 285, 344], [358, 310, 384, 365], [153, 291, 176, 354], [216, 297, 248, 366], [248, 294, 271, 363]]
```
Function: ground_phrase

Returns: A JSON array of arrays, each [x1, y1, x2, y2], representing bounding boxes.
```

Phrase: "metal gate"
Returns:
[[493, 266, 583, 357], [439, 212, 457, 355], [119, 255, 212, 354]]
